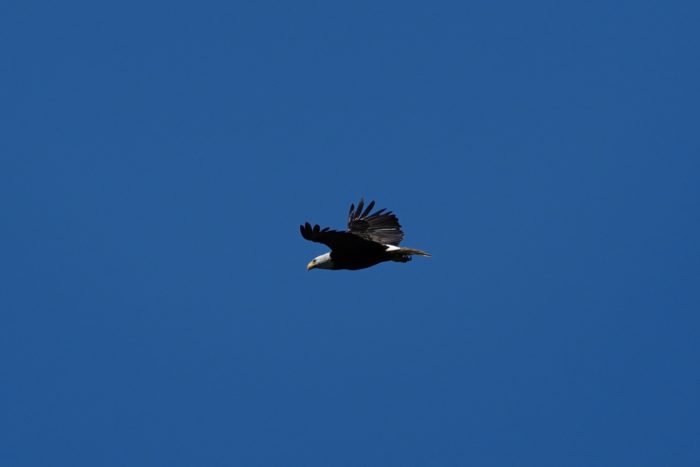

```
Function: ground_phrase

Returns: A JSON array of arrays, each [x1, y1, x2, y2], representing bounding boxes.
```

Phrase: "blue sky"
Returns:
[[2, 1, 699, 465]]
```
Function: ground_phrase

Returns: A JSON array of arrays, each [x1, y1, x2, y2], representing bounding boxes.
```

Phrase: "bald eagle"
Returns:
[[300, 199, 430, 271]]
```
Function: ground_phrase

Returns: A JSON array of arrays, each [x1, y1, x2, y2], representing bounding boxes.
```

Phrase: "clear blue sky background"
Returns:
[[2, 1, 699, 466]]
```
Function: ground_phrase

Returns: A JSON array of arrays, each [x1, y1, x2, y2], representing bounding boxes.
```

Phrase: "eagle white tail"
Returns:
[[396, 247, 431, 257], [385, 244, 431, 262]]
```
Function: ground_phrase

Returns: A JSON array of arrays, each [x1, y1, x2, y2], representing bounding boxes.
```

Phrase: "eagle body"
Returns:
[[300, 199, 430, 271], [313, 243, 401, 271]]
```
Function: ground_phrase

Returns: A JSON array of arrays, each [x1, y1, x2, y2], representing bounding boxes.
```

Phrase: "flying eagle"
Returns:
[[300, 199, 430, 270]]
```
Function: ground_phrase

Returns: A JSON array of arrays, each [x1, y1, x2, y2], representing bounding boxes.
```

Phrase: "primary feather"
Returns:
[[347, 200, 404, 245]]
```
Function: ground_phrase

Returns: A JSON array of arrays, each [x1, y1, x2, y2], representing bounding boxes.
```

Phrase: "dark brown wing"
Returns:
[[299, 222, 378, 252], [347, 198, 404, 245]]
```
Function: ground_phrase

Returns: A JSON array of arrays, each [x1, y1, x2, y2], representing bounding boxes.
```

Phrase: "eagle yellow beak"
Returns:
[[307, 261, 315, 271]]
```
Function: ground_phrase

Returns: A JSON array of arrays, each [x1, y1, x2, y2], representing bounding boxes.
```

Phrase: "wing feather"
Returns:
[[300, 222, 376, 252], [346, 198, 404, 245], [361, 200, 375, 218]]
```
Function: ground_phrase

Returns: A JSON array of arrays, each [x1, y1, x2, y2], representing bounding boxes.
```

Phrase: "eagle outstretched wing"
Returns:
[[299, 223, 379, 252], [346, 199, 404, 245]]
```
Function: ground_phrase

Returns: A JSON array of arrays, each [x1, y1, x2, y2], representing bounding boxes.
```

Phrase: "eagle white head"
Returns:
[[307, 252, 334, 270]]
